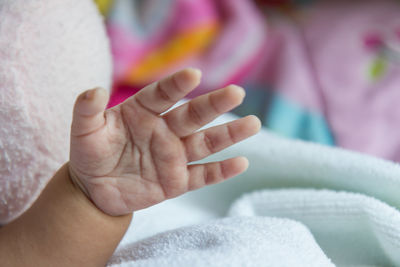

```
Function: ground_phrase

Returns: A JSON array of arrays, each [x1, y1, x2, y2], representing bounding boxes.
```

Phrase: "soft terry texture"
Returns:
[[0, 0, 112, 224], [110, 217, 334, 267], [229, 190, 400, 266], [108, 113, 400, 267]]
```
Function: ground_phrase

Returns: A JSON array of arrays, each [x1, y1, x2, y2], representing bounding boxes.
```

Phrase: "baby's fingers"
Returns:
[[164, 85, 245, 137], [183, 115, 261, 162], [187, 157, 249, 191], [132, 68, 201, 114], [71, 88, 109, 137]]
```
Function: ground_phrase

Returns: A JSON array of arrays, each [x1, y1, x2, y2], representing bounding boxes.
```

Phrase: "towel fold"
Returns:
[[230, 189, 400, 266]]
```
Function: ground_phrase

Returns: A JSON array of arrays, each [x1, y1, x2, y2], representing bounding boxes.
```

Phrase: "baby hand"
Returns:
[[69, 69, 261, 216]]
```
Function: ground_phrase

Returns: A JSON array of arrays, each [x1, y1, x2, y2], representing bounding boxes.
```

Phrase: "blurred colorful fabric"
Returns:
[[96, 0, 400, 162]]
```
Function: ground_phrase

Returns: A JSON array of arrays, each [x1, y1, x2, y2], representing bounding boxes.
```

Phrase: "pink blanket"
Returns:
[[104, 0, 400, 162]]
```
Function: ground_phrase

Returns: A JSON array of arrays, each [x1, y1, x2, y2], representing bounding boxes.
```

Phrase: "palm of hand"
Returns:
[[69, 69, 260, 216]]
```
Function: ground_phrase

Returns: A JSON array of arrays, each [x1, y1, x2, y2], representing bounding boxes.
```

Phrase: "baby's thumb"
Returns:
[[71, 88, 109, 137]]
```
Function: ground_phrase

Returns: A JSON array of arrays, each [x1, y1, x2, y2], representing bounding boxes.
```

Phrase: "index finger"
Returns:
[[133, 68, 202, 114]]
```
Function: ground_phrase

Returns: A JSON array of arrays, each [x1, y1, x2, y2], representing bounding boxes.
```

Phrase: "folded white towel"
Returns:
[[109, 217, 334, 267], [229, 189, 400, 266]]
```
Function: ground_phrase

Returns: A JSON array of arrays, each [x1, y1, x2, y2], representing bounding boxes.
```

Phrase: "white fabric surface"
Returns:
[[110, 217, 333, 267], [0, 0, 111, 224], [108, 113, 400, 267]]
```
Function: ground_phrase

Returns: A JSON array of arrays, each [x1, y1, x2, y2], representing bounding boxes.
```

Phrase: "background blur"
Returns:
[[94, 0, 400, 162]]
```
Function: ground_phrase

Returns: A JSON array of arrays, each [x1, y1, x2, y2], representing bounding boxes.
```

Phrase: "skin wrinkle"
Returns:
[[148, 130, 169, 200], [73, 107, 126, 178], [105, 108, 125, 132], [188, 100, 205, 128], [220, 160, 228, 180], [133, 96, 158, 116], [202, 164, 210, 186], [208, 92, 221, 114], [112, 145, 140, 215], [206, 162, 223, 185], [137, 145, 162, 186], [183, 132, 208, 162], [74, 112, 100, 119], [70, 114, 107, 138], [119, 104, 136, 142], [211, 163, 224, 184], [226, 123, 237, 144], [71, 107, 129, 179], [138, 144, 144, 187], [183, 136, 195, 163], [171, 72, 185, 94], [107, 122, 129, 164], [159, 129, 188, 198], [120, 96, 187, 201], [155, 80, 174, 104], [70, 90, 109, 138], [116, 183, 130, 215], [121, 100, 154, 145], [217, 162, 225, 183], [91, 178, 129, 216], [70, 155, 119, 179], [159, 113, 192, 194], [131, 157, 154, 182], [114, 142, 129, 174], [203, 131, 216, 155]]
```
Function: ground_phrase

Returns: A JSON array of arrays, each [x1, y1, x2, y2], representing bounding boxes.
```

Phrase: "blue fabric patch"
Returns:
[[266, 94, 334, 145], [109, 0, 173, 37], [232, 84, 271, 124]]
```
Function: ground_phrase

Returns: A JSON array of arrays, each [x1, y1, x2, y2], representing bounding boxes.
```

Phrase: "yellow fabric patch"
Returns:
[[125, 22, 219, 85], [94, 0, 113, 16]]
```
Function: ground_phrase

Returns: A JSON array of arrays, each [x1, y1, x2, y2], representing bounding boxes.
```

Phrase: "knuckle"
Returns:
[[204, 164, 222, 185], [204, 165, 212, 185], [226, 124, 236, 143], [188, 102, 204, 126], [171, 74, 184, 93], [156, 82, 173, 102], [203, 132, 216, 154], [208, 93, 222, 114]]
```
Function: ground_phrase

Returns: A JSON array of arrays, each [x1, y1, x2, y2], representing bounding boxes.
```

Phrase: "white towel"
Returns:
[[229, 189, 400, 266], [109, 217, 333, 267], [0, 0, 111, 224], [108, 113, 400, 266]]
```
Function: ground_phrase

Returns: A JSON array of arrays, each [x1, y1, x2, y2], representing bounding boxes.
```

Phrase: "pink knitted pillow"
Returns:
[[0, 0, 112, 224]]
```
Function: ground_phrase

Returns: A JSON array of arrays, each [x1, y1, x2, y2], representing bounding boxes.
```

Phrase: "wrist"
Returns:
[[68, 163, 91, 198], [0, 163, 132, 266]]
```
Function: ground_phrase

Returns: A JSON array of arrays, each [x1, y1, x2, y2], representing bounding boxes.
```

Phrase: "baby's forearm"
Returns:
[[0, 163, 132, 267]]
